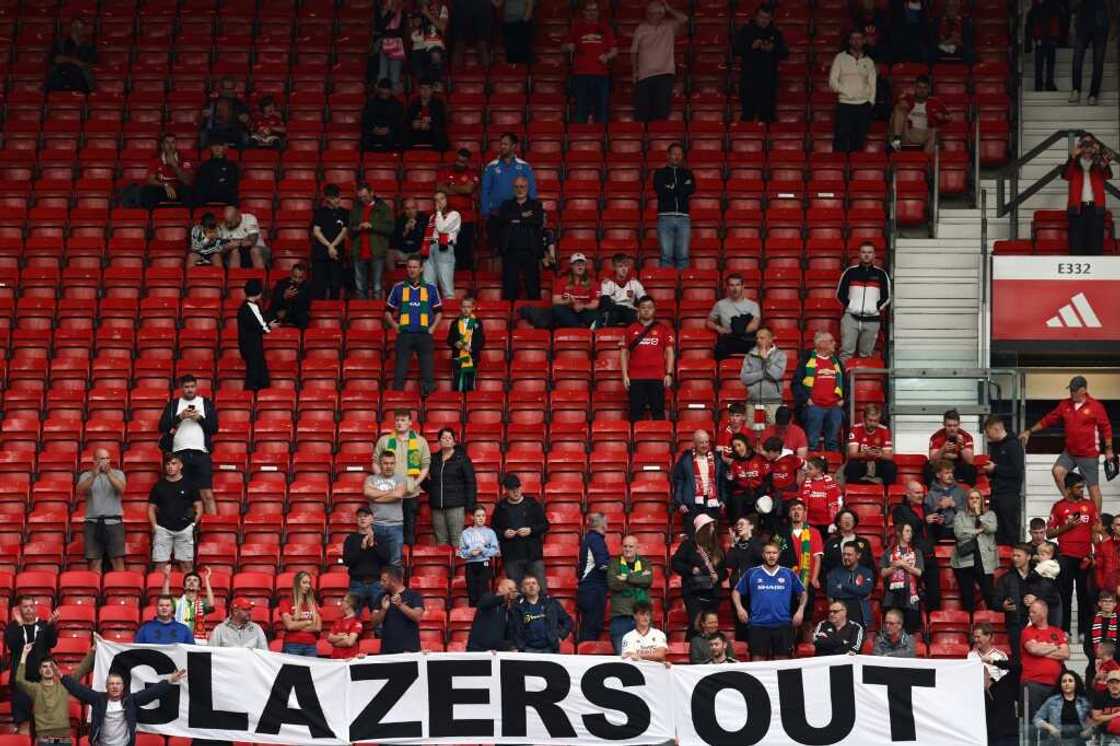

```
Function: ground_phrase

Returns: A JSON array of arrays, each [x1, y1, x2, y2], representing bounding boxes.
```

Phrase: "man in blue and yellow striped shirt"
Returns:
[[385, 254, 443, 396]]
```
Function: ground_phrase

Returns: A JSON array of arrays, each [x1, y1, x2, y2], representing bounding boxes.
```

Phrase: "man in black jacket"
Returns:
[[812, 601, 865, 656], [491, 475, 550, 593], [496, 177, 546, 300], [158, 374, 219, 514], [392, 197, 428, 257], [653, 143, 694, 270], [343, 507, 392, 612], [236, 279, 273, 392], [733, 6, 788, 122], [192, 142, 239, 207], [5, 596, 59, 735], [269, 262, 312, 329], [983, 415, 1026, 545], [994, 543, 1033, 663], [361, 78, 404, 151], [404, 81, 448, 151], [836, 242, 891, 361], [467, 578, 518, 651], [62, 666, 186, 745], [511, 575, 573, 653]]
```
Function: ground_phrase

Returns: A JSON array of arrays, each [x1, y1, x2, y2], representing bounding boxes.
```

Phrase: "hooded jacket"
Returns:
[[425, 445, 478, 511]]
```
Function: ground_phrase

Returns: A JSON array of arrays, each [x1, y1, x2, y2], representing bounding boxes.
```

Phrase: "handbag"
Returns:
[[956, 537, 979, 557], [381, 37, 406, 60]]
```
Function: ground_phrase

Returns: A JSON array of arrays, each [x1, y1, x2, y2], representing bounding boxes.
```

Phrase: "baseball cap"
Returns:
[[231, 597, 255, 611], [569, 253, 587, 265], [1068, 375, 1088, 391], [502, 474, 522, 490], [1064, 472, 1086, 488]]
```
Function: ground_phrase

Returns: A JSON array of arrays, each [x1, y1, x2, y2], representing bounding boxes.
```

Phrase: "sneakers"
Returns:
[[1069, 90, 1081, 103], [890, 136, 903, 152], [1088, 95, 1098, 106]]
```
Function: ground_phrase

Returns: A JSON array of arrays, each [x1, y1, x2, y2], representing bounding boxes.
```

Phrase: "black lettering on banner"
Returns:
[[186, 652, 249, 731], [108, 649, 179, 724], [499, 659, 578, 739], [348, 661, 422, 741], [428, 659, 494, 739], [777, 665, 856, 745], [580, 662, 652, 740], [862, 666, 937, 741], [255, 665, 336, 739], [690, 671, 771, 745]]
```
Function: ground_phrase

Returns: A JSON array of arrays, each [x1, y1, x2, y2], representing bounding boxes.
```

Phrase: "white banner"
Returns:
[[94, 640, 984, 746]]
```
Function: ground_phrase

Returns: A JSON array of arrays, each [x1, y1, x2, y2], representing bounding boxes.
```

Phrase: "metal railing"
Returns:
[[979, 188, 990, 368], [887, 168, 898, 367], [931, 143, 940, 237]]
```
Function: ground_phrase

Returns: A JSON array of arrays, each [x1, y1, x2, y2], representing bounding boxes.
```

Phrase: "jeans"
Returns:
[[423, 247, 456, 297], [609, 615, 636, 654], [348, 579, 383, 612], [282, 642, 318, 657], [374, 523, 404, 567], [1072, 18, 1108, 97], [378, 54, 403, 90], [657, 214, 691, 269], [572, 74, 609, 124], [354, 256, 387, 299], [803, 404, 844, 451]]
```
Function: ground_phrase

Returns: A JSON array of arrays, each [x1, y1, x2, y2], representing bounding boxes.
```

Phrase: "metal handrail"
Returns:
[[887, 168, 898, 367], [931, 143, 940, 238], [979, 188, 989, 368], [973, 115, 981, 209]]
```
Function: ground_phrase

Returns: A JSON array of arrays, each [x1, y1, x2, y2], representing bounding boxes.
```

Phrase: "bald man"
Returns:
[[76, 449, 127, 571], [467, 577, 519, 651], [672, 429, 728, 532]]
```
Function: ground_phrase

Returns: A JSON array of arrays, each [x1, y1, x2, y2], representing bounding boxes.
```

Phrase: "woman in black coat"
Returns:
[[672, 513, 727, 635], [425, 428, 477, 548]]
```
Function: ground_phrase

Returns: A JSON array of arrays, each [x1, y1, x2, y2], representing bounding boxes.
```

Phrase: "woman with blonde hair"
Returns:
[[279, 571, 321, 656], [951, 488, 998, 614]]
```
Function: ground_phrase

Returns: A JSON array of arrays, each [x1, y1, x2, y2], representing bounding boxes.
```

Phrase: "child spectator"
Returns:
[[327, 593, 364, 659], [800, 456, 843, 535], [1028, 541, 1064, 627], [598, 253, 646, 327], [459, 506, 501, 606], [447, 295, 485, 392], [188, 212, 225, 267], [1091, 640, 1120, 692], [250, 96, 286, 148], [1088, 591, 1120, 658]]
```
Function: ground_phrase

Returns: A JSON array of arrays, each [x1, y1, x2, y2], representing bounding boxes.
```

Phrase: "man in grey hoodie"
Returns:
[[739, 327, 787, 423]]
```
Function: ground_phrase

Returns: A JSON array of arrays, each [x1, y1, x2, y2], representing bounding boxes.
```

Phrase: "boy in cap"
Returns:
[[237, 278, 275, 391]]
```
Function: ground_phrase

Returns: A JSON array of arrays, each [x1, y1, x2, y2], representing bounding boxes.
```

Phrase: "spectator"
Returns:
[[1091, 639, 1120, 694], [343, 507, 392, 612], [1022, 600, 1071, 722], [372, 566, 425, 654], [880, 522, 924, 633], [576, 513, 611, 643], [926, 459, 967, 541], [147, 454, 202, 573], [1087, 593, 1120, 672], [492, 474, 549, 591], [1093, 669, 1120, 742], [704, 631, 738, 664], [1096, 515, 1120, 600], [984, 415, 1026, 545], [813, 600, 865, 656], [852, 0, 890, 60], [237, 279, 274, 392], [1031, 515, 1061, 558], [1047, 472, 1098, 636], [759, 436, 805, 515], [723, 435, 767, 525], [426, 428, 476, 547], [467, 578, 518, 651], [621, 296, 675, 422], [158, 375, 217, 514], [653, 143, 695, 269], [374, 410, 431, 551], [672, 430, 727, 529], [192, 142, 239, 207], [672, 514, 726, 635], [497, 0, 534, 64], [1021, 375, 1114, 510], [209, 597, 268, 649], [799, 456, 843, 534], [362, 79, 404, 151], [363, 451, 408, 568], [160, 565, 214, 637], [310, 184, 349, 301], [349, 183, 395, 301], [888, 74, 947, 155], [249, 95, 286, 148], [564, 1, 617, 124], [1070, 0, 1109, 105], [279, 572, 321, 656], [739, 328, 786, 423], [689, 610, 722, 664], [405, 81, 449, 151], [14, 642, 93, 743], [792, 331, 846, 453], [890, 480, 941, 613], [733, 6, 787, 123], [732, 542, 807, 661], [620, 602, 668, 662], [724, 517, 791, 642], [511, 575, 573, 653], [716, 403, 752, 457], [707, 274, 761, 361], [219, 205, 269, 270], [784, 499, 824, 609], [539, 253, 598, 328], [836, 242, 891, 360], [844, 403, 897, 486], [374, 0, 407, 93], [326, 593, 364, 660], [760, 405, 810, 459], [269, 262, 312, 330], [598, 253, 646, 326], [822, 509, 876, 575], [826, 542, 875, 628], [925, 408, 978, 485], [996, 543, 1034, 661], [607, 535, 653, 653], [135, 595, 194, 644], [410, 0, 449, 85], [61, 665, 187, 745], [188, 211, 226, 268], [46, 18, 95, 93], [422, 190, 459, 297], [872, 608, 916, 658], [447, 295, 485, 392], [459, 506, 501, 607], [450, 0, 493, 68], [829, 31, 876, 153], [393, 197, 429, 258], [77, 448, 126, 572], [482, 133, 537, 256], [1031, 541, 1065, 628], [630, 1, 687, 122], [970, 623, 1017, 745], [933, 0, 974, 63], [436, 148, 480, 270], [140, 133, 193, 209], [200, 77, 250, 149], [889, 0, 931, 62], [952, 488, 998, 615], [4, 597, 59, 735], [495, 175, 546, 301], [1026, 0, 1064, 92], [385, 256, 443, 396]]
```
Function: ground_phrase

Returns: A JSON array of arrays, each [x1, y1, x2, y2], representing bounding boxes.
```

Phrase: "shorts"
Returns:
[[903, 127, 932, 145], [1056, 451, 1100, 487], [748, 624, 794, 658], [84, 519, 126, 560], [176, 448, 213, 490], [152, 523, 195, 563]]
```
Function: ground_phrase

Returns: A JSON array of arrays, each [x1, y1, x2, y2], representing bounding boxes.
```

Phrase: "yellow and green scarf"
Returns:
[[618, 557, 649, 604], [399, 284, 431, 328], [792, 527, 813, 587], [388, 431, 423, 477], [456, 315, 478, 371]]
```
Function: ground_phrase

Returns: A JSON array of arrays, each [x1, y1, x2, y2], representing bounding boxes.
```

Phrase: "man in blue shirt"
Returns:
[[826, 542, 875, 627], [384, 254, 443, 396], [480, 132, 537, 254], [731, 542, 807, 661], [135, 595, 195, 644]]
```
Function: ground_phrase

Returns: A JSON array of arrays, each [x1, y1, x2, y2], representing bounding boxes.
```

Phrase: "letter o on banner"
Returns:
[[690, 671, 771, 745]]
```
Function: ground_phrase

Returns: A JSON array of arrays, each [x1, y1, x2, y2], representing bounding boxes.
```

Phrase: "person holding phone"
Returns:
[[1061, 135, 1113, 255], [158, 374, 218, 515]]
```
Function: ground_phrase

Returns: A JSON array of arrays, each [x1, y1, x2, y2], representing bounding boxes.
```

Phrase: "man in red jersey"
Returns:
[[844, 402, 897, 486], [1021, 375, 1114, 511], [562, 1, 618, 124], [717, 402, 753, 455], [759, 405, 809, 458], [792, 331, 846, 452], [924, 408, 978, 486], [1047, 472, 1099, 636], [1021, 599, 1070, 723], [436, 148, 480, 270], [620, 296, 675, 422]]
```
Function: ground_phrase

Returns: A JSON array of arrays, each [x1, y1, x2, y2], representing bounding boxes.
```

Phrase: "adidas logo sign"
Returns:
[[1045, 292, 1101, 328]]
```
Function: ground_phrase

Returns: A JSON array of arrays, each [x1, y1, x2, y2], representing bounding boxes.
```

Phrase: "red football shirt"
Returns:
[[717, 423, 754, 454], [148, 152, 193, 188], [729, 454, 769, 492], [437, 167, 479, 222], [1048, 498, 1098, 559], [329, 616, 364, 659], [929, 427, 975, 457], [770, 453, 804, 494], [568, 20, 617, 76], [800, 475, 843, 527], [848, 423, 893, 460], [278, 599, 318, 646], [556, 276, 596, 305], [808, 355, 842, 407], [1020, 624, 1068, 686], [760, 424, 809, 454], [622, 321, 674, 380]]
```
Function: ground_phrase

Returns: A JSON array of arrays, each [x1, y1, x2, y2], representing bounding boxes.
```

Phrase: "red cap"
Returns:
[[231, 597, 255, 611]]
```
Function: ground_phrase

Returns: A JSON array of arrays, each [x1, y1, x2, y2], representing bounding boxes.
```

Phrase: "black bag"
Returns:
[[729, 313, 754, 336]]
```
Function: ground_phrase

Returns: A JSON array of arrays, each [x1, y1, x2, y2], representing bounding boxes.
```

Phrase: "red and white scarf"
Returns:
[[422, 213, 452, 257], [692, 450, 718, 507], [888, 543, 919, 606]]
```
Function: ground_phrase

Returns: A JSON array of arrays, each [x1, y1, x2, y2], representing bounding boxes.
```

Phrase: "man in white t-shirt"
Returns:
[[619, 601, 668, 662], [219, 205, 269, 269], [599, 253, 647, 326], [157, 374, 219, 514]]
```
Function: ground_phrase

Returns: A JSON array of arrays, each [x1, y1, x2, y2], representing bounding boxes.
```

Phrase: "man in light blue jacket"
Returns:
[[481, 132, 537, 252]]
